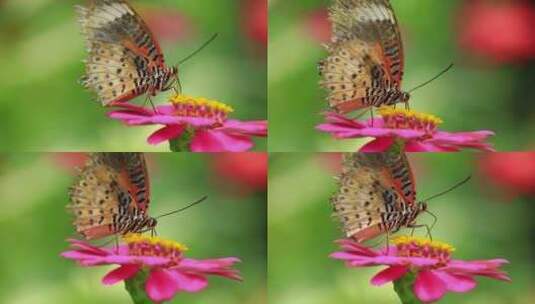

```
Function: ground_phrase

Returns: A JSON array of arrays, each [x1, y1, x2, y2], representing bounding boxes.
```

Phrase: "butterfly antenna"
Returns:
[[155, 195, 208, 219], [177, 33, 219, 65], [408, 63, 454, 93], [423, 175, 472, 202]]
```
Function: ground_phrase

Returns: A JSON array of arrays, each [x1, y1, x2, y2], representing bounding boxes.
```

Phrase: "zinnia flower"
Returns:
[[331, 236, 510, 303], [61, 234, 241, 303], [316, 107, 495, 152], [108, 95, 267, 152]]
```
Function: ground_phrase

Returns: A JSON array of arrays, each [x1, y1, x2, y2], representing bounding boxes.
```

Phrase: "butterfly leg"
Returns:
[[404, 101, 410, 110], [143, 95, 158, 114], [368, 236, 386, 248], [370, 108, 375, 127], [114, 235, 119, 254], [385, 231, 390, 255], [408, 223, 433, 241]]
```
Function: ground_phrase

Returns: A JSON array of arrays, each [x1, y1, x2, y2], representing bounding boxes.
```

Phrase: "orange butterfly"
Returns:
[[331, 152, 427, 242], [319, 0, 409, 114], [76, 0, 178, 106], [68, 153, 156, 240]]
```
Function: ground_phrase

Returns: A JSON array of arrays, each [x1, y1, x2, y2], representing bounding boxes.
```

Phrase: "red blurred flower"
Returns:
[[141, 6, 193, 44], [457, 0, 535, 64], [241, 0, 267, 48], [50, 153, 88, 173], [305, 8, 331, 43], [478, 152, 535, 199], [316, 153, 342, 174], [212, 153, 267, 195]]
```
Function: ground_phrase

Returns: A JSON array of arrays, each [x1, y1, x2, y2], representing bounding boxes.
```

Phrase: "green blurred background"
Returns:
[[269, 152, 534, 304], [0, 153, 267, 303], [0, 0, 266, 151], [269, 0, 535, 151]]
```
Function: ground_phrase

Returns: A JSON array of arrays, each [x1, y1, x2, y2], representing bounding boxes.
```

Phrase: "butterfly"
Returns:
[[330, 152, 427, 242], [76, 0, 178, 106], [68, 152, 157, 240], [318, 0, 409, 114]]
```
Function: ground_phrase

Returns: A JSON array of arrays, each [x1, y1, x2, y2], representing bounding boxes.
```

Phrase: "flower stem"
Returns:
[[125, 269, 155, 304], [393, 272, 423, 304], [169, 127, 194, 152]]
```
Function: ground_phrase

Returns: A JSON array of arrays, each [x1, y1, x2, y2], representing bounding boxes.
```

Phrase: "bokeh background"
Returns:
[[0, 152, 267, 303], [269, 152, 534, 304], [269, 0, 535, 151], [0, 0, 267, 151]]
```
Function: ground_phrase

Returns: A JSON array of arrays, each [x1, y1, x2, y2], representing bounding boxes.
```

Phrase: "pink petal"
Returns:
[[190, 129, 253, 152], [446, 259, 509, 272], [66, 239, 109, 255], [335, 239, 379, 256], [413, 270, 447, 303], [405, 141, 458, 152], [222, 120, 268, 136], [371, 266, 409, 286], [179, 258, 242, 271], [147, 125, 185, 145], [108, 111, 148, 122], [146, 269, 178, 302], [315, 123, 364, 134], [434, 271, 477, 293], [110, 102, 154, 114], [359, 137, 395, 152], [324, 111, 367, 127], [102, 264, 141, 285], [172, 271, 208, 292]]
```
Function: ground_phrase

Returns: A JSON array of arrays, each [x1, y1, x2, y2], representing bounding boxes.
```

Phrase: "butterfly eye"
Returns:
[[402, 92, 411, 102]]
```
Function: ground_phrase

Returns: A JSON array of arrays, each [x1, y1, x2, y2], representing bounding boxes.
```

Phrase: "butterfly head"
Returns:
[[400, 92, 411, 103], [145, 217, 158, 229], [418, 201, 428, 212], [162, 66, 180, 92]]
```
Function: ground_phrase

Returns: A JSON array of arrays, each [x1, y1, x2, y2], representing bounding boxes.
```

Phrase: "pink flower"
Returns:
[[61, 234, 241, 303], [108, 95, 267, 152], [457, 0, 535, 64], [316, 107, 495, 152], [478, 152, 535, 200], [240, 0, 267, 52], [141, 7, 193, 45], [212, 153, 268, 194], [304, 8, 331, 43], [331, 236, 510, 303]]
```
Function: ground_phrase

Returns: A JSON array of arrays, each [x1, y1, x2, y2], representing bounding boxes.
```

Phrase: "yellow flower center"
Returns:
[[378, 106, 443, 134], [123, 233, 188, 262], [171, 94, 234, 122], [392, 235, 454, 266]]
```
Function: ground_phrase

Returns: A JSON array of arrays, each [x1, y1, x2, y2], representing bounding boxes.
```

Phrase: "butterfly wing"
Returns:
[[319, 0, 404, 113], [67, 153, 151, 240], [76, 0, 167, 105], [383, 151, 416, 205], [331, 152, 414, 242], [94, 153, 151, 214]]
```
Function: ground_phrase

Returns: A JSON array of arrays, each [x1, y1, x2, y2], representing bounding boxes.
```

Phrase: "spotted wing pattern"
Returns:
[[330, 152, 421, 242], [68, 152, 154, 240], [319, 0, 407, 114], [76, 0, 176, 106]]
